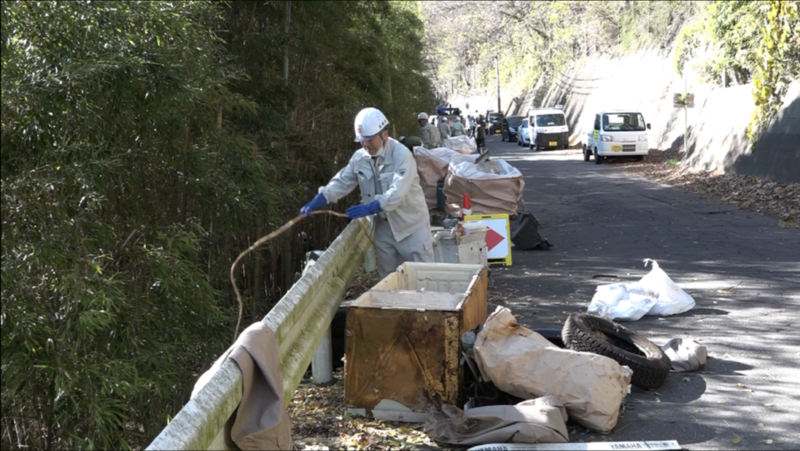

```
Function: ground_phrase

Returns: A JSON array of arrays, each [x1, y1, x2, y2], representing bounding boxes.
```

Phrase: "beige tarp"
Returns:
[[413, 147, 480, 211], [425, 396, 569, 445], [414, 154, 449, 210], [473, 307, 632, 434], [192, 322, 293, 450], [443, 160, 524, 217]]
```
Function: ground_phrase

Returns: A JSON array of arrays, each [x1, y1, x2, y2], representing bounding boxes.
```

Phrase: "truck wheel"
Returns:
[[594, 148, 601, 164], [562, 313, 671, 390], [583, 146, 590, 162]]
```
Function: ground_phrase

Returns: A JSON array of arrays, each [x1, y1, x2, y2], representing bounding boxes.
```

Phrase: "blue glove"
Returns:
[[346, 200, 382, 219], [300, 193, 328, 217]]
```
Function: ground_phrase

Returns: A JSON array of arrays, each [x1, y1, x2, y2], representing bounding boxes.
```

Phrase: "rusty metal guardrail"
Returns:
[[146, 219, 371, 450]]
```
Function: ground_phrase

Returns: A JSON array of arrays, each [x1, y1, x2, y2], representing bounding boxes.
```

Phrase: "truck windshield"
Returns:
[[535, 114, 566, 127], [602, 113, 646, 131]]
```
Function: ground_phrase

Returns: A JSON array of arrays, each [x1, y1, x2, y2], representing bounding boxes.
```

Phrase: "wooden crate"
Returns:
[[345, 263, 488, 421]]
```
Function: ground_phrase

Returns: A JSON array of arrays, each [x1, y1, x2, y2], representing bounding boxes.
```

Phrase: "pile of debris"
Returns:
[[288, 371, 440, 450]]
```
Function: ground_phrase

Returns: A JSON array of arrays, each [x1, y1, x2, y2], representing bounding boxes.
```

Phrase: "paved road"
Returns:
[[483, 135, 800, 450]]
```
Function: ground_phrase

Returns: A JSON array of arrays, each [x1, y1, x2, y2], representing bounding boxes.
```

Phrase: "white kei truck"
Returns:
[[528, 108, 569, 151], [583, 109, 651, 164]]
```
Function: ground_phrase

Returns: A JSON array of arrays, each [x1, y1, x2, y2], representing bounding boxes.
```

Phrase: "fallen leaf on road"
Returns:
[[764, 403, 774, 407], [764, 439, 774, 444], [717, 400, 727, 404], [683, 377, 692, 383], [758, 423, 765, 428], [733, 436, 742, 444], [737, 383, 746, 389], [655, 397, 661, 403]]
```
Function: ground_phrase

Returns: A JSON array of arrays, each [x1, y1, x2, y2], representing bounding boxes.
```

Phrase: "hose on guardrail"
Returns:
[[229, 210, 376, 343]]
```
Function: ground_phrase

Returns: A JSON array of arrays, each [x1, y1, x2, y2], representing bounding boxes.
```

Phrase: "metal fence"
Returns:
[[146, 219, 371, 450]]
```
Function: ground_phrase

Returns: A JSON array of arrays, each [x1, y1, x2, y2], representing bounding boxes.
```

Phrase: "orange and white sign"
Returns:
[[464, 213, 512, 266]]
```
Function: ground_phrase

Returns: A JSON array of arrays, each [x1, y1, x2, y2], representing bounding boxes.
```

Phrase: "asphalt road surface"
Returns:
[[482, 134, 799, 450]]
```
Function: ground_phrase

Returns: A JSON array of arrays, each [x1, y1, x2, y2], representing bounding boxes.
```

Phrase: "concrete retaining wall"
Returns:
[[451, 50, 799, 183]]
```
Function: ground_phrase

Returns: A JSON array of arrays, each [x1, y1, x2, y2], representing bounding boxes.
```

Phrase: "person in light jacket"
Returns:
[[450, 117, 465, 136], [417, 112, 441, 148], [437, 116, 451, 141], [301, 108, 434, 277]]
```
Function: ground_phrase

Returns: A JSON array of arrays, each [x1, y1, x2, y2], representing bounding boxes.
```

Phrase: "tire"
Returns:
[[636, 155, 645, 161], [594, 148, 601, 164], [517, 138, 522, 146], [583, 146, 590, 162], [562, 313, 671, 390]]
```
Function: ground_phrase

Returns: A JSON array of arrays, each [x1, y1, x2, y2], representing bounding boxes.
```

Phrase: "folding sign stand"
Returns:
[[464, 213, 512, 266]]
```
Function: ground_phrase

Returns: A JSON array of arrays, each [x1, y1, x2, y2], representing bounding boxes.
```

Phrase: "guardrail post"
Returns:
[[311, 325, 333, 385]]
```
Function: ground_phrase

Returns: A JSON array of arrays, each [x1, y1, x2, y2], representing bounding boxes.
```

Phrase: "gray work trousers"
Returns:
[[374, 216, 434, 278]]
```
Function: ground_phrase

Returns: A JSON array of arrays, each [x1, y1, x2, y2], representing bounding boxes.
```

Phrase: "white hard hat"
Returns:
[[354, 108, 389, 142], [417, 112, 429, 120]]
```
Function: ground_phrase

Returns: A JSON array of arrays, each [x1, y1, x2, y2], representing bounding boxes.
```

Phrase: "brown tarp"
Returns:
[[414, 154, 449, 210], [443, 171, 524, 217], [474, 307, 632, 434], [425, 396, 569, 445], [192, 322, 293, 450]]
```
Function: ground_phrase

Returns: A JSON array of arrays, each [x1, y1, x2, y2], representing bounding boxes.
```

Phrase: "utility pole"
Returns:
[[683, 62, 688, 152], [495, 55, 501, 115]]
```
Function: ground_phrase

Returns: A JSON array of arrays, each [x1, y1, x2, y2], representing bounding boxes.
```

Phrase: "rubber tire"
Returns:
[[583, 146, 590, 162], [594, 148, 601, 164], [562, 313, 671, 390], [517, 139, 522, 146]]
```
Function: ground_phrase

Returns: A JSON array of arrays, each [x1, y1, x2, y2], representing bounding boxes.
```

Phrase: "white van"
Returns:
[[583, 109, 651, 164], [528, 108, 569, 151]]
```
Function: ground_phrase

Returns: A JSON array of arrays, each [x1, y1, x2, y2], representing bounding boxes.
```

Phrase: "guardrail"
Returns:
[[146, 219, 371, 450]]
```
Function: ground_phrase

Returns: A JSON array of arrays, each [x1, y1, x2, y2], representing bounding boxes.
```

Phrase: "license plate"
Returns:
[[549, 141, 557, 146], [611, 145, 622, 152]]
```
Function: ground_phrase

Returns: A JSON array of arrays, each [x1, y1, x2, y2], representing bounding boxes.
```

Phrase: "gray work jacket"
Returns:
[[319, 138, 430, 242], [420, 123, 439, 148]]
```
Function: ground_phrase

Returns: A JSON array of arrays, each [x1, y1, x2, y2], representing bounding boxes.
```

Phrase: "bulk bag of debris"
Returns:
[[413, 147, 479, 210], [443, 159, 524, 217]]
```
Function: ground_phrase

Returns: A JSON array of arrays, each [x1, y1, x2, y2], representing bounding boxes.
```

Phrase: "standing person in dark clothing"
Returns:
[[475, 114, 486, 151]]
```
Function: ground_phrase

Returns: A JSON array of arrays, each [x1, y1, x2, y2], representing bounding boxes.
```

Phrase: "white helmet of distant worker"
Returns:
[[354, 108, 390, 142], [417, 112, 429, 120]]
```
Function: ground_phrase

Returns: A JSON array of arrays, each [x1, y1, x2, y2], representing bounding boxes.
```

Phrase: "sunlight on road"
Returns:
[[498, 149, 583, 162]]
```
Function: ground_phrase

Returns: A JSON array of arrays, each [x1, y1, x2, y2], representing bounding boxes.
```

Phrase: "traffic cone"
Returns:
[[461, 193, 473, 219]]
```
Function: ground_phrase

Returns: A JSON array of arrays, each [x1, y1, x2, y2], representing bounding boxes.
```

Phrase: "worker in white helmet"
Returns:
[[300, 108, 434, 277], [417, 112, 441, 148], [437, 115, 451, 141]]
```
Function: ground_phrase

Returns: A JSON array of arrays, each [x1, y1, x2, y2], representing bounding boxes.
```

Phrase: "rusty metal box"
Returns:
[[344, 263, 488, 422]]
